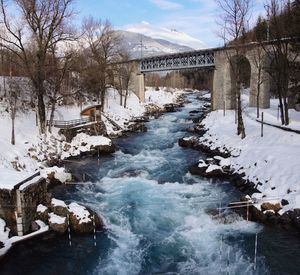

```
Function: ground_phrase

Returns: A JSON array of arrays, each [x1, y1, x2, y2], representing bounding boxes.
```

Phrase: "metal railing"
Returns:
[[47, 117, 92, 129]]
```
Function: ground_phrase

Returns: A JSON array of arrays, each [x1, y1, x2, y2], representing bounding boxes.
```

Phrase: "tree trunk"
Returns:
[[124, 89, 129, 108], [11, 116, 15, 145], [48, 99, 56, 133], [237, 90, 246, 139], [283, 97, 289, 125], [37, 91, 46, 134]]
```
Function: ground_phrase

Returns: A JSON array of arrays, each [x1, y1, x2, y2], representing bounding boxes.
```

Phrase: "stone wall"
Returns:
[[20, 178, 48, 234], [0, 177, 48, 235], [0, 189, 17, 234]]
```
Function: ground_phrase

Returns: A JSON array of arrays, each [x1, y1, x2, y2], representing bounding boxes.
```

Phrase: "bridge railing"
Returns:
[[140, 50, 215, 72], [47, 117, 92, 129]]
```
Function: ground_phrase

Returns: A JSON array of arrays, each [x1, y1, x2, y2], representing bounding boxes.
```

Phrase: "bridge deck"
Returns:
[[47, 117, 92, 129], [140, 49, 215, 72]]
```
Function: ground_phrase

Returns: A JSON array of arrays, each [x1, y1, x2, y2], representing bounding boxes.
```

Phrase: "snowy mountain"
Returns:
[[118, 22, 206, 58], [117, 30, 192, 59], [123, 21, 206, 51]]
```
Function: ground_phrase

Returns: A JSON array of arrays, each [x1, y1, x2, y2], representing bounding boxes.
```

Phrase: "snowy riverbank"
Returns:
[[198, 95, 300, 216]]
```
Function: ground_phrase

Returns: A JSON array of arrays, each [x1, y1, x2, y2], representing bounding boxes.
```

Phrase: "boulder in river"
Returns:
[[68, 203, 104, 233]]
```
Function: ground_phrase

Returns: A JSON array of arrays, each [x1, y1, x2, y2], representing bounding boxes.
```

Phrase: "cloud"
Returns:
[[150, 0, 182, 10]]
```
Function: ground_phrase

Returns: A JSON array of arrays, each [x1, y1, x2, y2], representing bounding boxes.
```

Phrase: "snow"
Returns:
[[51, 198, 67, 208], [124, 21, 207, 50], [0, 218, 48, 257], [145, 87, 181, 107], [198, 160, 207, 168], [200, 105, 300, 212], [0, 218, 11, 257], [0, 168, 35, 190], [40, 166, 72, 183], [243, 95, 300, 131], [19, 175, 43, 191], [68, 202, 91, 224], [37, 204, 47, 213], [206, 164, 222, 173], [61, 133, 112, 159], [48, 213, 66, 225]]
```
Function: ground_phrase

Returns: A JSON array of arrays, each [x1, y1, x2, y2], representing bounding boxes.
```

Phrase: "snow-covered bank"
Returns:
[[199, 108, 300, 214], [0, 87, 182, 190]]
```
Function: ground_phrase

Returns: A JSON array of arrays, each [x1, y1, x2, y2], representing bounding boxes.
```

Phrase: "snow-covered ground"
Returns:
[[0, 87, 181, 190], [200, 94, 300, 212]]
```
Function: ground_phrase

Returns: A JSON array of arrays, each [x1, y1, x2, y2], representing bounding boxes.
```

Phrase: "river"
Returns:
[[1, 92, 300, 275]]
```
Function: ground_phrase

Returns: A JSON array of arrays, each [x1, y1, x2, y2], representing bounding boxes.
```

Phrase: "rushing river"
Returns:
[[2, 93, 300, 275]]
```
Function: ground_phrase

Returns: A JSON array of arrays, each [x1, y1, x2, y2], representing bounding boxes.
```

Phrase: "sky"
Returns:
[[75, 0, 266, 48]]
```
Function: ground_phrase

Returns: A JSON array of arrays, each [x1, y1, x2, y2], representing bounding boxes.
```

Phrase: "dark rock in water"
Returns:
[[250, 206, 267, 223], [178, 137, 198, 148], [205, 208, 220, 217], [189, 163, 207, 176], [126, 123, 147, 133], [164, 103, 176, 112], [69, 206, 104, 234], [0, 241, 4, 249], [49, 216, 68, 234], [267, 214, 280, 226], [281, 199, 289, 206], [192, 114, 206, 123], [94, 144, 116, 154], [189, 110, 201, 114]]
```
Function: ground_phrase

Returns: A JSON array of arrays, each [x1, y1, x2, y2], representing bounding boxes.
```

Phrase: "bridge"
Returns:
[[128, 43, 272, 110], [140, 49, 215, 72]]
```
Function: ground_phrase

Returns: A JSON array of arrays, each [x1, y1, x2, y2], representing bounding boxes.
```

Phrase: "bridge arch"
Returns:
[[212, 47, 271, 110]]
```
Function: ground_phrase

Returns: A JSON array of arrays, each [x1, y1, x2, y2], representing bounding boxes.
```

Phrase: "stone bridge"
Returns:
[[128, 44, 272, 110]]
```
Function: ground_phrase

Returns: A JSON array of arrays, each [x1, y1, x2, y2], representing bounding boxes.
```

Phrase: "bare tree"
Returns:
[[46, 46, 74, 133], [114, 52, 135, 108], [216, 0, 252, 139], [82, 17, 121, 111], [6, 77, 21, 145], [260, 0, 299, 125], [0, 0, 75, 133]]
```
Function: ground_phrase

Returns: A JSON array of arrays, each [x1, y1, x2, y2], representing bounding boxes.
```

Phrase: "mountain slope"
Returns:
[[117, 30, 195, 58], [123, 21, 206, 51]]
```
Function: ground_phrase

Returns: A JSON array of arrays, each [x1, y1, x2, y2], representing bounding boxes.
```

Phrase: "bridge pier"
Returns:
[[129, 61, 145, 102]]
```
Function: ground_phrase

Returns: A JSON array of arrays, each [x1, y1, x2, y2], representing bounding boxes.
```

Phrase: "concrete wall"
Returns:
[[129, 61, 145, 103]]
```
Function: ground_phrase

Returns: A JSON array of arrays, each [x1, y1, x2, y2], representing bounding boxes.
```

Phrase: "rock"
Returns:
[[178, 136, 198, 148], [51, 198, 69, 217], [68, 203, 104, 233], [250, 206, 267, 223], [189, 110, 201, 114], [31, 221, 41, 232], [94, 144, 116, 154], [267, 214, 280, 226], [164, 103, 176, 112], [0, 241, 4, 249], [281, 199, 289, 206], [205, 208, 220, 217], [261, 202, 282, 213], [189, 163, 208, 176], [204, 165, 227, 178], [36, 204, 49, 223], [48, 213, 67, 233]]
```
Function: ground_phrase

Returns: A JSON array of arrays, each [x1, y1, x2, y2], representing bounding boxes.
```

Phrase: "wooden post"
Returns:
[[261, 112, 264, 137], [223, 100, 226, 116]]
